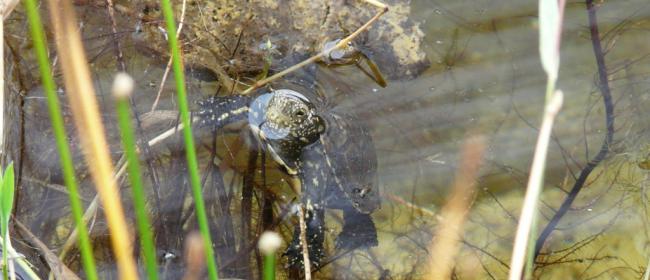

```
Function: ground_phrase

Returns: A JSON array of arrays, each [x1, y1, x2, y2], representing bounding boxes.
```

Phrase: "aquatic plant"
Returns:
[[157, 0, 220, 277], [509, 0, 565, 279], [0, 163, 15, 280], [22, 0, 99, 277], [113, 73, 160, 280]]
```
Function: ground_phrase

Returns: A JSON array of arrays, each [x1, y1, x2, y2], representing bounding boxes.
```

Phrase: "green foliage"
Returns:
[[114, 83, 159, 280], [263, 255, 276, 280], [0, 163, 14, 280], [0, 163, 14, 237], [157, 0, 220, 278], [22, 0, 99, 277]]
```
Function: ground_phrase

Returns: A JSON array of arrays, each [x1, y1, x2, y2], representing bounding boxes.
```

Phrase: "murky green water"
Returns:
[[4, 0, 650, 279]]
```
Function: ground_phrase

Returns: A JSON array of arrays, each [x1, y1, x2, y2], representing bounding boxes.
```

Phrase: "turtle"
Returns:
[[195, 85, 380, 269]]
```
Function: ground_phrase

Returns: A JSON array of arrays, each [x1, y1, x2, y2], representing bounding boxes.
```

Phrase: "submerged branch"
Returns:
[[534, 0, 615, 258]]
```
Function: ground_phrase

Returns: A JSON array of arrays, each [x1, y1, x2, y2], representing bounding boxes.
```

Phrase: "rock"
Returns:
[[132, 0, 429, 81]]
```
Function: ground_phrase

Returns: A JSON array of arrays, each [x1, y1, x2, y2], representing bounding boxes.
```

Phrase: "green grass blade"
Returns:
[[22, 1, 99, 279], [259, 231, 281, 280], [114, 73, 159, 280], [263, 255, 275, 280], [0, 166, 5, 237], [157, 0, 219, 279], [1, 163, 14, 228], [1, 164, 15, 280]]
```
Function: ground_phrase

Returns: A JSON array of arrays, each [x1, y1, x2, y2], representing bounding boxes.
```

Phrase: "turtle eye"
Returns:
[[294, 109, 306, 118]]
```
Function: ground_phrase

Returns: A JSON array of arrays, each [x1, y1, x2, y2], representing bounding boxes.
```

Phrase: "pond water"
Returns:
[[4, 0, 650, 279]]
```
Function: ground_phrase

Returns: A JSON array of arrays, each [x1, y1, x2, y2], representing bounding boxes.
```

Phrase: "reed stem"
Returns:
[[22, 1, 98, 278]]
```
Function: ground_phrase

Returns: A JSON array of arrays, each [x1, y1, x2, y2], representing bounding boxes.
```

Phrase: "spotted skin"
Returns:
[[195, 95, 251, 130], [196, 88, 379, 270]]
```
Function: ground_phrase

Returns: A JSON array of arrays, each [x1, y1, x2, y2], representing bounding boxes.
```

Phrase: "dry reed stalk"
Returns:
[[427, 136, 485, 280], [508, 91, 563, 280], [508, 0, 565, 277], [14, 220, 81, 280], [45, 0, 138, 278], [1, 0, 19, 18]]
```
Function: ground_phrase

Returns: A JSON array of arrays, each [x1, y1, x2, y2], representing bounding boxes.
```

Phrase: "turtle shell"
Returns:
[[297, 109, 379, 252], [300, 111, 380, 214]]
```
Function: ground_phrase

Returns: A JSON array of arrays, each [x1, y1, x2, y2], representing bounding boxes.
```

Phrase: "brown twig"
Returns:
[[150, 0, 188, 112], [103, 0, 126, 71], [15, 220, 81, 280]]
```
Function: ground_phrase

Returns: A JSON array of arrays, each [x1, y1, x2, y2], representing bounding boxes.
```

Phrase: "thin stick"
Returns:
[[509, 1, 566, 278], [1, 0, 19, 19], [508, 91, 563, 280], [148, 122, 186, 146], [104, 0, 126, 71], [15, 220, 80, 280], [298, 205, 312, 280], [151, 0, 187, 112], [58, 157, 126, 261], [241, 0, 388, 94]]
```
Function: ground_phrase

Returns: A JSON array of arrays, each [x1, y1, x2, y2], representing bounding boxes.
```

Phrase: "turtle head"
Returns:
[[249, 89, 326, 173], [264, 89, 325, 144]]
